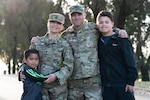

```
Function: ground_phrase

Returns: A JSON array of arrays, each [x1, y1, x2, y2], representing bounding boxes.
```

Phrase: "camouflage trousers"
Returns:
[[67, 75, 103, 100], [42, 82, 67, 100]]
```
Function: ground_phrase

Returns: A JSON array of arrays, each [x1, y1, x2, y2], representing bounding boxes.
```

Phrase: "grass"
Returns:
[[135, 81, 150, 89]]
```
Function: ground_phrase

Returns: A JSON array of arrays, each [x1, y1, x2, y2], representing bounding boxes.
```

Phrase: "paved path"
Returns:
[[0, 74, 23, 100], [0, 74, 150, 100]]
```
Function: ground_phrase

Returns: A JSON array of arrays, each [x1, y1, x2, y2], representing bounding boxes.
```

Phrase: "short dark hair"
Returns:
[[24, 49, 40, 59], [96, 10, 114, 24]]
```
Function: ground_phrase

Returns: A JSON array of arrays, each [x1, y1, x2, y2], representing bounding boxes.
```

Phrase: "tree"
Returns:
[[112, 0, 139, 29], [82, 0, 107, 21], [0, 0, 63, 74], [136, 0, 150, 81]]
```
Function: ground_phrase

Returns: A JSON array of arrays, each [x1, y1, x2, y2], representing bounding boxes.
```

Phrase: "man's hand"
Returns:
[[31, 36, 39, 44], [44, 74, 57, 83], [118, 30, 128, 38], [65, 25, 73, 31], [125, 84, 134, 92]]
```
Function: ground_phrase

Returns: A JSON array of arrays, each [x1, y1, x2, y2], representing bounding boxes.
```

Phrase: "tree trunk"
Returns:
[[8, 61, 11, 74], [141, 56, 150, 81], [142, 56, 150, 81], [12, 36, 17, 74], [141, 65, 149, 81], [136, 0, 149, 81], [116, 0, 126, 29], [83, 0, 106, 21]]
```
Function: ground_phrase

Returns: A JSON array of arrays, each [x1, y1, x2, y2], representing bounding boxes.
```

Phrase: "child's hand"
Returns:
[[44, 74, 57, 83], [125, 84, 134, 93]]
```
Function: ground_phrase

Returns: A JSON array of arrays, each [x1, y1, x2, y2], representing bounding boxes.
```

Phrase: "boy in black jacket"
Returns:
[[96, 11, 138, 100], [21, 49, 48, 100]]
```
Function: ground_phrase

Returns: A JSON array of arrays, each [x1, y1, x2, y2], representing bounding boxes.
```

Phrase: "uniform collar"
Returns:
[[43, 33, 60, 44], [68, 22, 91, 33]]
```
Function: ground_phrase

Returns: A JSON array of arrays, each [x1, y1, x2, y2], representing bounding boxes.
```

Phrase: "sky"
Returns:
[[52, 0, 78, 13]]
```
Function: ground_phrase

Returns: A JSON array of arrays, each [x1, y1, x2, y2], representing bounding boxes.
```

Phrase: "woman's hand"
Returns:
[[44, 74, 57, 83]]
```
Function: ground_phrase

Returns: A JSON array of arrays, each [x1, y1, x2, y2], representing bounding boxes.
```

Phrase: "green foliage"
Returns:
[[0, 0, 64, 73]]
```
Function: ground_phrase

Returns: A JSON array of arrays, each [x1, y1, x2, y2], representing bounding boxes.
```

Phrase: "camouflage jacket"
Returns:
[[61, 22, 100, 79], [30, 34, 74, 85]]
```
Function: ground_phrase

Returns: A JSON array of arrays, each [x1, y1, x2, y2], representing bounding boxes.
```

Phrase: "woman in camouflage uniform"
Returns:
[[30, 13, 74, 100]]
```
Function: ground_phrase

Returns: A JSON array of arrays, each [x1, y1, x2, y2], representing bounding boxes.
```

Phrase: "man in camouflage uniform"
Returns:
[[30, 13, 74, 100], [61, 5, 103, 100]]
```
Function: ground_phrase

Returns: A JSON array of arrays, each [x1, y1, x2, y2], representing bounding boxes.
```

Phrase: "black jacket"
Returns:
[[21, 64, 47, 100], [98, 34, 138, 87]]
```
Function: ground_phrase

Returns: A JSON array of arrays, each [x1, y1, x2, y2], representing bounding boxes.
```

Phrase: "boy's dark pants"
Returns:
[[102, 86, 135, 100]]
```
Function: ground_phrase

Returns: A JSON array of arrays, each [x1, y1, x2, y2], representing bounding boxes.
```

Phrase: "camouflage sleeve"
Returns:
[[29, 44, 36, 49], [53, 42, 74, 85], [29, 36, 44, 49]]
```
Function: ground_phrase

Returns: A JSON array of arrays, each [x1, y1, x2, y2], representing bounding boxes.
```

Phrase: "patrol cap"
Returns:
[[69, 5, 85, 14], [48, 13, 65, 24]]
